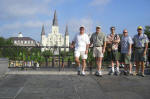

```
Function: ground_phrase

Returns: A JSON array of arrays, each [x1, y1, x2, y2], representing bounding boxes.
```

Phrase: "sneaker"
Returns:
[[108, 70, 114, 75], [95, 71, 102, 77], [115, 70, 120, 76], [133, 72, 140, 76], [77, 70, 80, 75], [81, 71, 85, 76], [124, 71, 129, 76], [124, 71, 127, 75], [141, 73, 145, 77]]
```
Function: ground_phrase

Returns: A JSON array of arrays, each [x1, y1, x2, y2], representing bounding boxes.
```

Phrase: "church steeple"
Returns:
[[52, 10, 58, 26], [41, 25, 45, 35], [65, 25, 69, 36]]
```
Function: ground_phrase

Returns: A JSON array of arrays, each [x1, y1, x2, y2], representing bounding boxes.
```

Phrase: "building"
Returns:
[[11, 32, 36, 46], [41, 10, 69, 52]]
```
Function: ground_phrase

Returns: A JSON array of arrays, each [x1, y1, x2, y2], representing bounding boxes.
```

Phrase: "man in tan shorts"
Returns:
[[90, 26, 107, 76]]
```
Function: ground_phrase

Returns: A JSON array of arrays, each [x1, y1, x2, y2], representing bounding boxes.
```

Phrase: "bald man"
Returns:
[[120, 29, 133, 75]]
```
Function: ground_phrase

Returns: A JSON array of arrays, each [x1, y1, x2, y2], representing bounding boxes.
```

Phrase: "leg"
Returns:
[[82, 59, 86, 72], [97, 57, 103, 71], [135, 61, 140, 74], [141, 61, 145, 75], [111, 61, 114, 72], [116, 61, 120, 70], [75, 57, 80, 67], [129, 63, 132, 74]]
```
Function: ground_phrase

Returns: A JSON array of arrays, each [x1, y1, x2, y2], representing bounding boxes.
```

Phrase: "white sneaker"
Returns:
[[81, 71, 85, 76], [95, 71, 102, 77]]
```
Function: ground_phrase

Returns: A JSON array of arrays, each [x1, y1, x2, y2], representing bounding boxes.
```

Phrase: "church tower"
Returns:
[[52, 10, 59, 34], [41, 25, 47, 51], [64, 25, 69, 51]]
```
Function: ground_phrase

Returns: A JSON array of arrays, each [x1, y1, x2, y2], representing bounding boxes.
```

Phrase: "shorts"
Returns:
[[74, 50, 87, 59], [93, 47, 103, 58], [121, 53, 131, 64], [134, 49, 147, 62], [111, 50, 119, 61]]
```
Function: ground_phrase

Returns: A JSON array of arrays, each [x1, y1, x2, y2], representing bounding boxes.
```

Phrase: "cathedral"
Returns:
[[41, 10, 69, 52]]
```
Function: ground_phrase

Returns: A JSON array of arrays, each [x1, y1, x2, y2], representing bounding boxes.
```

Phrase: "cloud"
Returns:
[[0, 20, 51, 38], [90, 0, 111, 6], [0, 0, 52, 20]]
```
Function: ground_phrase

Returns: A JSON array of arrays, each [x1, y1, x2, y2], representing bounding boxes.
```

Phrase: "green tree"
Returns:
[[144, 25, 150, 39]]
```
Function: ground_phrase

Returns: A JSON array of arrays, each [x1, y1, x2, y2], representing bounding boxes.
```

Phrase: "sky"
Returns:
[[0, 0, 150, 42]]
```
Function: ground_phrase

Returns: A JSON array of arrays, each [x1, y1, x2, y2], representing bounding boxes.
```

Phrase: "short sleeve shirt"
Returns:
[[121, 36, 133, 53], [73, 33, 90, 51], [107, 33, 120, 50], [133, 34, 149, 48], [90, 32, 106, 47]]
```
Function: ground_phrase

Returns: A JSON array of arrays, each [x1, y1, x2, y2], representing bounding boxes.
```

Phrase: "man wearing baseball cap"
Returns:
[[90, 26, 107, 76], [133, 26, 149, 77], [71, 26, 90, 76]]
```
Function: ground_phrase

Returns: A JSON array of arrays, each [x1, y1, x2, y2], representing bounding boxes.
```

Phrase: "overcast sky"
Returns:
[[0, 0, 150, 42]]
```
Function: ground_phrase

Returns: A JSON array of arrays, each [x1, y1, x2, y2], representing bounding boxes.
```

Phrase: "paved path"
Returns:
[[0, 71, 150, 99]]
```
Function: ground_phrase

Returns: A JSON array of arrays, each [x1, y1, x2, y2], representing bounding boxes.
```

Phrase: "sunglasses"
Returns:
[[123, 32, 128, 33]]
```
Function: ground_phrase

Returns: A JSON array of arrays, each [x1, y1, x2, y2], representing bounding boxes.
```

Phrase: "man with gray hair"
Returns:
[[90, 26, 107, 76]]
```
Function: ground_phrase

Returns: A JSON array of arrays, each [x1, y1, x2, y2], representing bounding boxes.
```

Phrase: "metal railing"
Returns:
[[0, 46, 150, 71]]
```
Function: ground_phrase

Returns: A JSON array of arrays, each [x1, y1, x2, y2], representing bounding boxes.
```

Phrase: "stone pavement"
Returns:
[[0, 70, 150, 99]]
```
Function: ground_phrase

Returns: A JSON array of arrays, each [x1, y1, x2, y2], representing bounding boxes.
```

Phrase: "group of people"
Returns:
[[71, 26, 149, 77]]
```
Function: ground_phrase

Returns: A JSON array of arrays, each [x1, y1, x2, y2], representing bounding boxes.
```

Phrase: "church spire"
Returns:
[[41, 25, 45, 35], [65, 25, 69, 36], [52, 10, 58, 26]]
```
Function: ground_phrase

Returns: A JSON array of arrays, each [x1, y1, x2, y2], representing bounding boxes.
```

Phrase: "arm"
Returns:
[[89, 35, 93, 47], [102, 41, 106, 53], [144, 43, 148, 56], [85, 44, 89, 54], [71, 35, 76, 48], [128, 44, 132, 55], [144, 35, 149, 56], [71, 41, 75, 48], [85, 36, 90, 54], [113, 35, 120, 43]]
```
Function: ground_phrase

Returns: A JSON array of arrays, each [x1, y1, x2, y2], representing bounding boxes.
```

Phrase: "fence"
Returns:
[[0, 46, 150, 71]]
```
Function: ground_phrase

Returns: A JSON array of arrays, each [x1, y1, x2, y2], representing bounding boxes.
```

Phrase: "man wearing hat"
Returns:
[[71, 26, 90, 76], [90, 26, 107, 76], [133, 26, 149, 77]]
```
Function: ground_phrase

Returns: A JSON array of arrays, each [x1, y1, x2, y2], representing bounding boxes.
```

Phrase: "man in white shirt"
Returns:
[[71, 26, 90, 76]]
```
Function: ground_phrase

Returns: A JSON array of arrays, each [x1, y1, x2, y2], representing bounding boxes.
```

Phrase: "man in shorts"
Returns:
[[133, 26, 149, 77], [71, 26, 90, 76], [90, 26, 106, 76], [120, 29, 133, 75], [107, 27, 120, 75]]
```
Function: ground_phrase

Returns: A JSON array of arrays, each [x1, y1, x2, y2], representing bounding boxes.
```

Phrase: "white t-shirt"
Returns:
[[73, 33, 90, 51]]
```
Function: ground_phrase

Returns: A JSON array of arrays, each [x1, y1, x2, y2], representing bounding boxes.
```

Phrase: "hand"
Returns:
[[128, 51, 131, 56], [85, 50, 88, 54], [143, 51, 146, 56], [70, 45, 74, 49], [102, 48, 105, 54]]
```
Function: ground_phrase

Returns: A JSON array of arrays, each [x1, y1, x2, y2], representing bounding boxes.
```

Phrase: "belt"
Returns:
[[135, 47, 145, 49], [94, 46, 102, 47]]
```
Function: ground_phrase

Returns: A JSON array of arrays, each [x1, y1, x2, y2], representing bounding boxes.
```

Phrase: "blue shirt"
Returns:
[[133, 34, 149, 48], [121, 36, 133, 53]]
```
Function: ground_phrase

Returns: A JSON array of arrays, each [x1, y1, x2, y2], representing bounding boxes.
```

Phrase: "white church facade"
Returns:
[[41, 11, 69, 52]]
